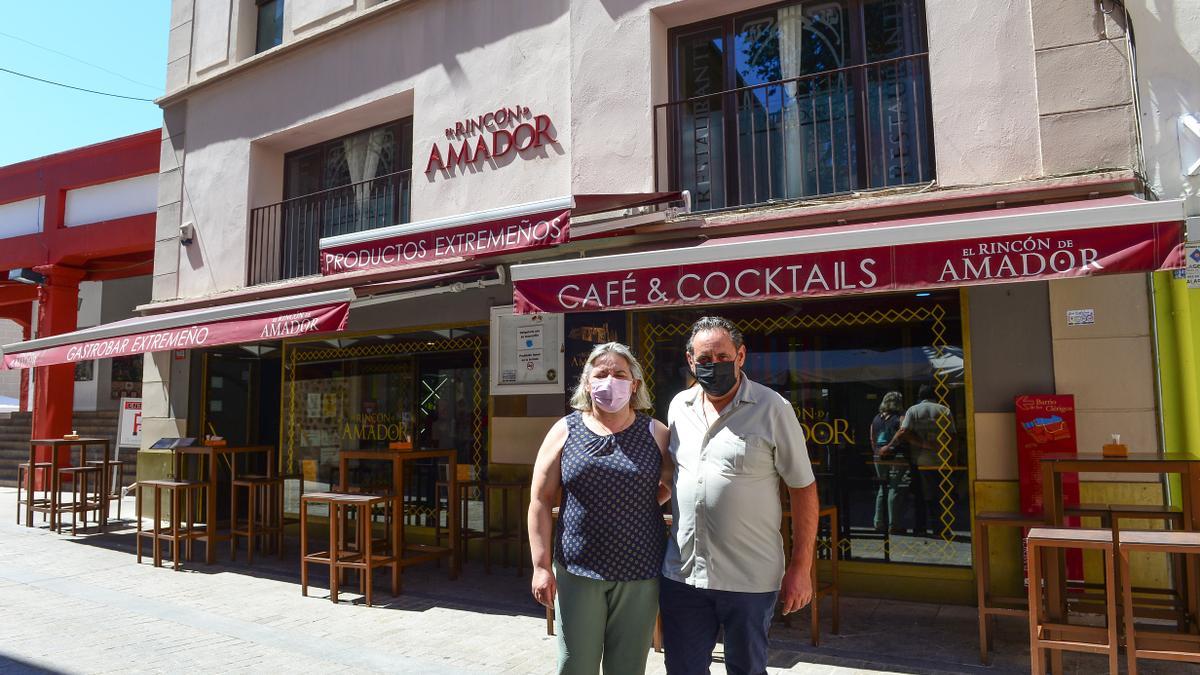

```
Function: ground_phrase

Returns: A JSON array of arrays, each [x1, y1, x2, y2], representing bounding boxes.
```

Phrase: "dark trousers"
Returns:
[[658, 576, 778, 675]]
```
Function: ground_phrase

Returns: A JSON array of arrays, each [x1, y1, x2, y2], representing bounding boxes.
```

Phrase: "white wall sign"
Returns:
[[1066, 309, 1095, 326], [490, 305, 564, 395], [118, 397, 142, 447], [1185, 243, 1200, 290]]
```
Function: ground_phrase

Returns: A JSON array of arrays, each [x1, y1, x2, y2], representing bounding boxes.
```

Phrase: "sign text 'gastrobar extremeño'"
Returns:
[[513, 221, 1183, 313], [2, 303, 350, 369]]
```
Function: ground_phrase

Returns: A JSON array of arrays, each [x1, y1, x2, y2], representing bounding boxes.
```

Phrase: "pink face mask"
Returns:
[[589, 376, 632, 413]]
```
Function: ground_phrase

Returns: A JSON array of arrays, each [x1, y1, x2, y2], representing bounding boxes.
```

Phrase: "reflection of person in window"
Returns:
[[881, 384, 956, 537], [869, 391, 907, 534]]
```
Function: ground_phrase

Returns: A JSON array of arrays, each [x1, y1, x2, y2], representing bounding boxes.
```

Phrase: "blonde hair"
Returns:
[[569, 342, 653, 412]]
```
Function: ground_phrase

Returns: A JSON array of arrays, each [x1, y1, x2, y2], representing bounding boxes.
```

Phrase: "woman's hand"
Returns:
[[657, 480, 672, 506], [531, 565, 557, 608]]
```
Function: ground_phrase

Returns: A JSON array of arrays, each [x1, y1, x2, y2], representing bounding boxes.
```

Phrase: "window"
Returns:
[[665, 0, 933, 211], [256, 0, 284, 53], [636, 292, 970, 567]]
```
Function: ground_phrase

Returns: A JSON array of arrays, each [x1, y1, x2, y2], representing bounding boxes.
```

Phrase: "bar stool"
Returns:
[[300, 492, 398, 606], [55, 466, 103, 535], [484, 481, 529, 576], [1118, 530, 1200, 674], [810, 504, 840, 647], [16, 462, 52, 525], [86, 459, 127, 521], [1026, 527, 1119, 675], [435, 478, 485, 564], [231, 475, 285, 564], [974, 504, 1113, 664], [135, 479, 206, 570]]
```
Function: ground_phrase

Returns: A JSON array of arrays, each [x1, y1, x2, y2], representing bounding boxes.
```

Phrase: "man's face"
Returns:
[[687, 329, 746, 375]]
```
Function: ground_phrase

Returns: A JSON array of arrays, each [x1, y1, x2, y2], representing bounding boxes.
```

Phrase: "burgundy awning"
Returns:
[[511, 196, 1186, 314], [3, 289, 352, 369]]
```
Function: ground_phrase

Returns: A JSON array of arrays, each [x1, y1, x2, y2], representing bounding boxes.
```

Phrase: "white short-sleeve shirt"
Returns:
[[662, 377, 815, 593]]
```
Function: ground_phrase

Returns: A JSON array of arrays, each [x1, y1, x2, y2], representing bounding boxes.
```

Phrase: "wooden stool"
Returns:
[[231, 476, 285, 564], [55, 466, 102, 535], [1118, 530, 1200, 674], [974, 504, 1119, 664], [86, 459, 127, 521], [300, 492, 398, 606], [16, 462, 52, 525], [484, 481, 529, 576], [435, 479, 484, 564], [810, 504, 840, 647], [1026, 527, 1119, 675], [135, 479, 206, 570]]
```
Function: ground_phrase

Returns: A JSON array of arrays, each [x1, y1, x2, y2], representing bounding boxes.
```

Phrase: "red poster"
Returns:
[[1015, 394, 1083, 580]]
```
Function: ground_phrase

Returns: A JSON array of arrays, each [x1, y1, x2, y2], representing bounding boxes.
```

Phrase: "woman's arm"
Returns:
[[651, 418, 673, 505], [528, 418, 568, 607]]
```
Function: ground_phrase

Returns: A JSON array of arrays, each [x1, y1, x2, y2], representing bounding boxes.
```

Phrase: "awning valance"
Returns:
[[2, 289, 353, 369], [511, 196, 1186, 314]]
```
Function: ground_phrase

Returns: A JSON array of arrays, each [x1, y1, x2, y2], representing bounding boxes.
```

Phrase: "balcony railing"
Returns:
[[654, 53, 934, 213], [248, 169, 411, 285]]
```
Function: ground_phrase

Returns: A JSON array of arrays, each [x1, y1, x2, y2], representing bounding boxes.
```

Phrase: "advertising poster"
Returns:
[[1015, 394, 1083, 580]]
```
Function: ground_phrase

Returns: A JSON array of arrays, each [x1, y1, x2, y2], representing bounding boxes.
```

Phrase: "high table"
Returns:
[[174, 444, 275, 564], [338, 448, 459, 582], [27, 437, 112, 531], [1038, 452, 1200, 670]]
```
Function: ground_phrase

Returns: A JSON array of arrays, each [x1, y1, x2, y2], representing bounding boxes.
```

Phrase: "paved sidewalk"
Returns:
[[0, 488, 1192, 674]]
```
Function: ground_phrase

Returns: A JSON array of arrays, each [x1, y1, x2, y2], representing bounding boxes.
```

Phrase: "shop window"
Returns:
[[256, 0, 285, 53], [281, 327, 488, 520], [249, 118, 413, 284], [663, 0, 933, 211], [634, 292, 970, 568]]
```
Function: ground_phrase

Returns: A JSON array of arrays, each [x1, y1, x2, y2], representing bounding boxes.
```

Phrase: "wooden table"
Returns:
[[338, 448, 459, 582], [27, 437, 112, 531], [1038, 452, 1200, 671], [174, 444, 275, 564]]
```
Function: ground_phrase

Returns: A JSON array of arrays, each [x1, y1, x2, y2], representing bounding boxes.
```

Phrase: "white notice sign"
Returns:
[[517, 349, 543, 373], [1066, 309, 1095, 326], [517, 325, 543, 350], [1185, 243, 1200, 289], [118, 398, 142, 447]]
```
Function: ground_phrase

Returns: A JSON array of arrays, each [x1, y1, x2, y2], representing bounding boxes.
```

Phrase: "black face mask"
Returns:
[[693, 360, 738, 398]]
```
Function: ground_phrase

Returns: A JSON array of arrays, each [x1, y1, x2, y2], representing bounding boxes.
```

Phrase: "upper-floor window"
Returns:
[[248, 119, 413, 285], [256, 0, 285, 53], [662, 0, 933, 211]]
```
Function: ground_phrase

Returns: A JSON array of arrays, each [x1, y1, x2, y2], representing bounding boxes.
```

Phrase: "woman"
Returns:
[[870, 391, 907, 534], [528, 342, 672, 675]]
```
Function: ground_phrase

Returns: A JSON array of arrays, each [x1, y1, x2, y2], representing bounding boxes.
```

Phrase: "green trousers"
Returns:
[[553, 563, 659, 675]]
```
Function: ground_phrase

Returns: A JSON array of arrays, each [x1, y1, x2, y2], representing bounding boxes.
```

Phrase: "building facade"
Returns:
[[7, 0, 1194, 602]]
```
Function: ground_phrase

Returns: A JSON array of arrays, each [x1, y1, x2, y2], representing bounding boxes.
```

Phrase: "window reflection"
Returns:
[[637, 294, 970, 567]]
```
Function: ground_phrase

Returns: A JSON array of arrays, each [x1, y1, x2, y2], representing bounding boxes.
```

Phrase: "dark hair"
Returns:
[[918, 384, 935, 400], [686, 316, 744, 355]]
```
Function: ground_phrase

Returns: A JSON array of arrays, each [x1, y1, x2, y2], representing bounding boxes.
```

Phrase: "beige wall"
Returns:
[[1049, 274, 1160, 468]]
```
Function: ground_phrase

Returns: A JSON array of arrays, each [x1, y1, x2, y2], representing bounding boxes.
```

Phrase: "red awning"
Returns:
[[2, 289, 352, 369], [511, 196, 1186, 313]]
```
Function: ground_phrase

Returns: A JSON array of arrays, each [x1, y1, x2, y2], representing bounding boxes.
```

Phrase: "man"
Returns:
[[881, 383, 956, 536], [661, 316, 819, 675]]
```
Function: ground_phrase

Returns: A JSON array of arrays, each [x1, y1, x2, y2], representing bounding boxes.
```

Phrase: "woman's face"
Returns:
[[587, 352, 634, 391]]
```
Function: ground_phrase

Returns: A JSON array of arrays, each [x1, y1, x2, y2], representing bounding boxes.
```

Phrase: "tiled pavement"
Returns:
[[0, 488, 1195, 674]]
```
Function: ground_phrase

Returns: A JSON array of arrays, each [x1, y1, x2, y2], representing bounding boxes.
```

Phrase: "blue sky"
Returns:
[[0, 2, 168, 166]]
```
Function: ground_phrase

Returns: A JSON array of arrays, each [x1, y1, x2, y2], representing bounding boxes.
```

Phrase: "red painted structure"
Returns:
[[0, 130, 159, 462]]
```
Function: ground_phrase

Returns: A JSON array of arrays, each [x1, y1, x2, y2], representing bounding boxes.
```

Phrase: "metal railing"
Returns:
[[248, 169, 411, 284], [654, 53, 934, 213]]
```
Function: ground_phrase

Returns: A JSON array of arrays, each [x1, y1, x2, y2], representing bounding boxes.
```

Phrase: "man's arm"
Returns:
[[781, 482, 819, 613]]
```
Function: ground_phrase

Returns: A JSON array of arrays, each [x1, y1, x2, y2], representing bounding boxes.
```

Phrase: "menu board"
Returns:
[[490, 305, 564, 395], [1015, 394, 1083, 581]]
